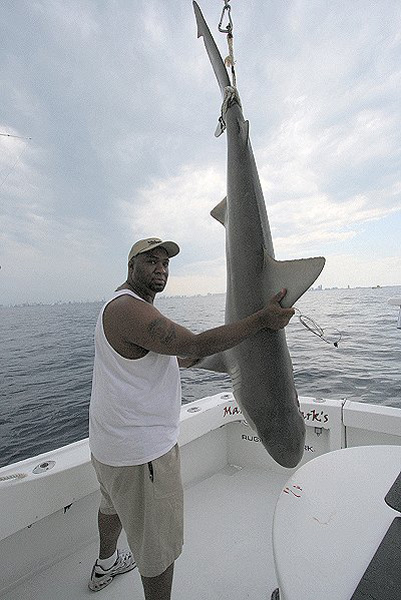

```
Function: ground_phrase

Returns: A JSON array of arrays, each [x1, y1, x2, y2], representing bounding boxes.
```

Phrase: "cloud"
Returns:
[[0, 207, 110, 303], [1, 0, 400, 303], [117, 163, 226, 257], [269, 189, 401, 256], [253, 87, 401, 257], [167, 256, 226, 297], [33, 0, 99, 41]]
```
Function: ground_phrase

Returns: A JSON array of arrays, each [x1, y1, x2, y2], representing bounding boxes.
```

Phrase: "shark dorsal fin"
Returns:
[[211, 197, 227, 226]]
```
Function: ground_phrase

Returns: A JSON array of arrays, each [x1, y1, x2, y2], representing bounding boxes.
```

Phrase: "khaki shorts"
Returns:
[[91, 444, 184, 578]]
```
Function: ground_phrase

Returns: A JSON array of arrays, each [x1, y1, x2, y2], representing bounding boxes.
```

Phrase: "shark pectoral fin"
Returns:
[[196, 352, 229, 374], [211, 197, 227, 226], [263, 253, 326, 308]]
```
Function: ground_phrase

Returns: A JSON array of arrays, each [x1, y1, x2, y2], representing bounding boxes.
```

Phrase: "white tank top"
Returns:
[[89, 290, 181, 466]]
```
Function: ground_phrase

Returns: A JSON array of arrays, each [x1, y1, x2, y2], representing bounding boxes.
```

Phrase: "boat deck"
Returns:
[[2, 464, 287, 600]]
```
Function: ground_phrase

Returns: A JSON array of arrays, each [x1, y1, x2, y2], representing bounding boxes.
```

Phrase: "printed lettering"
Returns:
[[283, 484, 302, 498], [241, 434, 260, 443], [301, 409, 329, 424], [223, 405, 243, 417]]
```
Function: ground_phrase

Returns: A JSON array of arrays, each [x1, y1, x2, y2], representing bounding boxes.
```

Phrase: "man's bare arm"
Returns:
[[107, 289, 294, 359]]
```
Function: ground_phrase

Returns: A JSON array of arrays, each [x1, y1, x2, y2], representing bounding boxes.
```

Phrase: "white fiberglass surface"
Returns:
[[2, 465, 287, 600]]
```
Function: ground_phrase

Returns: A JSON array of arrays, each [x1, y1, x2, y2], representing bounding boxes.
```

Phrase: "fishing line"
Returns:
[[294, 307, 342, 348], [0, 132, 32, 190], [0, 133, 32, 140]]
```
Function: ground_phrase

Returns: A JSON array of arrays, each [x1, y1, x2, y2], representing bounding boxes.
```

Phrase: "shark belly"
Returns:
[[227, 331, 305, 468]]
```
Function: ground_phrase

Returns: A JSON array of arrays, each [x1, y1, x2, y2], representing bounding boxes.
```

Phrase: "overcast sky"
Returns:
[[1, 0, 400, 305]]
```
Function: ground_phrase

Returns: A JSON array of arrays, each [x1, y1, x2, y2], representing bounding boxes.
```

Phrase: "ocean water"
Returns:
[[1, 286, 400, 468]]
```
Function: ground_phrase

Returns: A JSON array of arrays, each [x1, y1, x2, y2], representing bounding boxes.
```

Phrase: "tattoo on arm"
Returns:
[[147, 318, 177, 347]]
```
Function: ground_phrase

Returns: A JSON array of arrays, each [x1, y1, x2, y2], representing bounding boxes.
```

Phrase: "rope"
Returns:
[[214, 86, 241, 137], [218, 0, 237, 89], [215, 1, 239, 137], [226, 33, 237, 89]]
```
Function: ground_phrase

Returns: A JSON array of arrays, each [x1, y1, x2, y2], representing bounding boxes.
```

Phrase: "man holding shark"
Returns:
[[88, 237, 295, 599], [88, 1, 325, 596]]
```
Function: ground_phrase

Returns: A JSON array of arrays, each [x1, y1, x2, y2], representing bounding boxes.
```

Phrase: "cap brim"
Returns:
[[136, 240, 180, 258], [158, 241, 180, 257]]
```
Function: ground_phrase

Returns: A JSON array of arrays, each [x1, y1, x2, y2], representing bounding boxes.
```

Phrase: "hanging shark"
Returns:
[[193, 2, 326, 468]]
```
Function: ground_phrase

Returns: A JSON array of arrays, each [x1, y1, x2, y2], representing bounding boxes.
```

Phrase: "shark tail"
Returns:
[[193, 1, 231, 96]]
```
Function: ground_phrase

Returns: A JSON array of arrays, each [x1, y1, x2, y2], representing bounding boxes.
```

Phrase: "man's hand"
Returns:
[[260, 289, 295, 331]]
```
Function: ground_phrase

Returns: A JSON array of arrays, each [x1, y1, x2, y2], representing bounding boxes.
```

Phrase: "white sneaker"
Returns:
[[88, 549, 136, 592]]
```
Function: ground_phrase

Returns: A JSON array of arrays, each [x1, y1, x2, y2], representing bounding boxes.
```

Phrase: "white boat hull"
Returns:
[[1, 394, 400, 599]]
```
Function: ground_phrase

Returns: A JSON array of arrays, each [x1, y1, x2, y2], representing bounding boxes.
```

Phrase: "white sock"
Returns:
[[97, 550, 117, 570]]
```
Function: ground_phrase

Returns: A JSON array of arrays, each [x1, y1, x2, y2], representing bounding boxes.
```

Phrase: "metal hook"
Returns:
[[218, 0, 233, 34]]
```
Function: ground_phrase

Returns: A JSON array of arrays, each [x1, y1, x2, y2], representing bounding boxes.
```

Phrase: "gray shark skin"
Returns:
[[193, 2, 325, 468]]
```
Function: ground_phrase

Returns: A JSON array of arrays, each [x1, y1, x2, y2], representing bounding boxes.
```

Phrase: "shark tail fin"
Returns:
[[211, 197, 227, 226], [263, 253, 326, 308], [193, 1, 231, 96]]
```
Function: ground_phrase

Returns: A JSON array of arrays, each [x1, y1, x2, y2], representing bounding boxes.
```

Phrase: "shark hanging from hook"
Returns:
[[193, 1, 325, 468]]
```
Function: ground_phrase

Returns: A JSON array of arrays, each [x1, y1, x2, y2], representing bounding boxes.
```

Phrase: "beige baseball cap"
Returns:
[[128, 237, 180, 262]]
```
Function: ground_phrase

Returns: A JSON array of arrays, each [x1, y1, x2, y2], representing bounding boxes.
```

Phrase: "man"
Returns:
[[88, 237, 294, 599]]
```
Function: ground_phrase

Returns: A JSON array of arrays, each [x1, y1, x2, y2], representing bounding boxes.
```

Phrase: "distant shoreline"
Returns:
[[1, 285, 400, 309]]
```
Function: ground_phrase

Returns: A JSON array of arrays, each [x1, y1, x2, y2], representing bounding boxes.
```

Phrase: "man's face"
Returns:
[[130, 247, 170, 294]]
